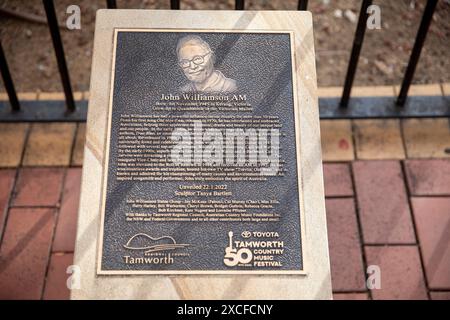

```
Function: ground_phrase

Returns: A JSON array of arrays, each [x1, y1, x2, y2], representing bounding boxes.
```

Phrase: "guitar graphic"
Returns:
[[123, 233, 190, 254], [223, 231, 252, 267]]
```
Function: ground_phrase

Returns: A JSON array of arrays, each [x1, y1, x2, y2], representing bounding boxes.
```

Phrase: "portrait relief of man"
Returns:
[[176, 35, 237, 93]]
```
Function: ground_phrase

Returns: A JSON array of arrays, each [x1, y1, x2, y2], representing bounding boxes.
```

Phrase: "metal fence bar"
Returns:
[[396, 0, 438, 106], [170, 0, 180, 10], [340, 0, 372, 108], [298, 0, 308, 11], [235, 0, 245, 10], [43, 0, 75, 112], [106, 0, 117, 9], [0, 41, 20, 111], [0, 1, 446, 122]]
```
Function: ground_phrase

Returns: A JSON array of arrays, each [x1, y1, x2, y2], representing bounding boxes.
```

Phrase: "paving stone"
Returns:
[[353, 120, 405, 160], [318, 86, 394, 98], [405, 159, 450, 195], [402, 119, 450, 158], [326, 199, 366, 291], [351, 86, 395, 97], [43, 253, 74, 300], [317, 86, 342, 98], [71, 123, 86, 166], [0, 92, 36, 100], [23, 123, 76, 166], [39, 92, 64, 100], [394, 84, 443, 96], [17, 92, 38, 100], [333, 293, 369, 300], [323, 163, 353, 197], [0, 123, 29, 167], [74, 92, 84, 100], [442, 83, 450, 96], [12, 168, 64, 207], [365, 246, 428, 300], [0, 208, 56, 299], [430, 292, 450, 300], [411, 197, 450, 289], [353, 161, 416, 244], [52, 168, 81, 252], [38, 92, 82, 100], [320, 120, 354, 161], [0, 169, 15, 237]]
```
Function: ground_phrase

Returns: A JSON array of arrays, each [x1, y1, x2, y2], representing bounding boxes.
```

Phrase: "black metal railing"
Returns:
[[0, 42, 19, 111], [0, 0, 448, 121], [106, 0, 117, 10], [43, 0, 75, 112], [340, 0, 372, 108], [396, 0, 438, 106]]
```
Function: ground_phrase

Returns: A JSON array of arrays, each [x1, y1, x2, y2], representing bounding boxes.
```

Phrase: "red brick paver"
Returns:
[[43, 253, 74, 300], [12, 168, 64, 207], [353, 161, 416, 244], [3, 115, 450, 299], [326, 198, 366, 291], [0, 208, 56, 299], [333, 293, 369, 300], [0, 169, 15, 236], [365, 246, 428, 300], [52, 168, 81, 252], [405, 159, 450, 196], [323, 163, 353, 197], [430, 292, 450, 300], [411, 197, 450, 290]]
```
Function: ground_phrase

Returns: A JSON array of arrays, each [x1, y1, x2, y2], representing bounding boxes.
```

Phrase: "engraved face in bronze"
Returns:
[[177, 37, 214, 84], [176, 35, 237, 93]]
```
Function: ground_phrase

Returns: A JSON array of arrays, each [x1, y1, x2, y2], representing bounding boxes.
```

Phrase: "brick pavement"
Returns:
[[0, 85, 449, 299]]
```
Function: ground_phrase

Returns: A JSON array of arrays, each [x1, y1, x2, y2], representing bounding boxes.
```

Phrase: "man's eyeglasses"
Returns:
[[178, 52, 212, 69]]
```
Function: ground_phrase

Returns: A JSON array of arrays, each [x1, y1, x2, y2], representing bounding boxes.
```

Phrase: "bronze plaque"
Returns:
[[98, 29, 306, 274]]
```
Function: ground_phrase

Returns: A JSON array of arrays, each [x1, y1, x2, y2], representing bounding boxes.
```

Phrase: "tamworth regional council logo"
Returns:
[[223, 231, 285, 268], [122, 233, 190, 265]]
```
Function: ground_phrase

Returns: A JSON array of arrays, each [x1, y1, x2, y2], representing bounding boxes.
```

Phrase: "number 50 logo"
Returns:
[[223, 231, 253, 267]]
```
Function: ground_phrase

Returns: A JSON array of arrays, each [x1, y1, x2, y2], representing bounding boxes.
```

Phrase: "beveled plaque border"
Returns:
[[97, 28, 308, 275]]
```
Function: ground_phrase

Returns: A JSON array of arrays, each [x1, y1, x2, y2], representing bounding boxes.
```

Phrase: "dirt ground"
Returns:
[[0, 0, 449, 93]]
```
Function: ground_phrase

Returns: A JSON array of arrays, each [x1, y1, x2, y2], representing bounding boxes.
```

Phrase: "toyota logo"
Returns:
[[241, 231, 251, 238]]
